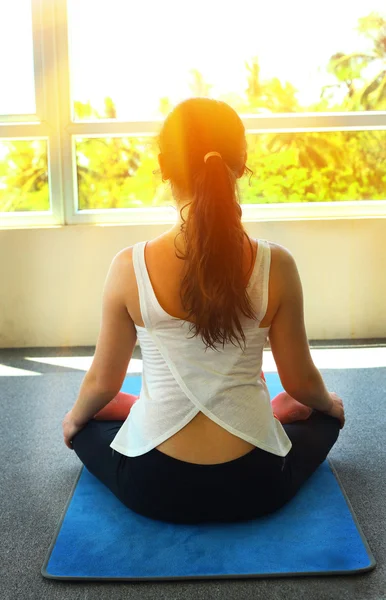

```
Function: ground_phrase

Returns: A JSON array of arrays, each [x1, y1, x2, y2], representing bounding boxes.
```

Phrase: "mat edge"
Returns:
[[327, 458, 376, 571], [41, 465, 84, 579], [41, 565, 376, 582]]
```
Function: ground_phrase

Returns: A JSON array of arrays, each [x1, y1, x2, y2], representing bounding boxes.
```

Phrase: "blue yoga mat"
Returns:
[[42, 373, 376, 580]]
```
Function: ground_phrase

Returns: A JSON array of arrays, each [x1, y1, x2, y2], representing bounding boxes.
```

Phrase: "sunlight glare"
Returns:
[[67, 0, 386, 118], [24, 356, 143, 373], [263, 347, 386, 372], [0, 364, 41, 376]]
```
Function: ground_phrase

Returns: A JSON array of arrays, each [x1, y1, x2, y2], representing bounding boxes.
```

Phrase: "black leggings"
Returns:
[[72, 410, 340, 524]]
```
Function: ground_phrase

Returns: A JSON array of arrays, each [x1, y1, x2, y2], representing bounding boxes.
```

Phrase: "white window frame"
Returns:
[[1, 0, 386, 229]]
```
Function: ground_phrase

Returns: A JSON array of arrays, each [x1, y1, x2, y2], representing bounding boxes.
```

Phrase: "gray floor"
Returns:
[[1, 344, 385, 600]]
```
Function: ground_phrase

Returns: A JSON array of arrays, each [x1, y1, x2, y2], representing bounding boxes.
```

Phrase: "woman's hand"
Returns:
[[321, 392, 345, 429], [62, 410, 87, 450]]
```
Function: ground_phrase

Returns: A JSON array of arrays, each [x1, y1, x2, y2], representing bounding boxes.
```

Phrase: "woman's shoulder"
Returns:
[[255, 239, 295, 265], [257, 239, 299, 290]]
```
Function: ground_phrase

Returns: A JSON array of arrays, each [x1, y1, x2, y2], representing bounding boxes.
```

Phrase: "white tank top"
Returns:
[[110, 239, 292, 458]]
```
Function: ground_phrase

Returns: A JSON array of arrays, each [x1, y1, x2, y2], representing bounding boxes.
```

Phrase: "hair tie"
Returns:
[[204, 151, 222, 163]]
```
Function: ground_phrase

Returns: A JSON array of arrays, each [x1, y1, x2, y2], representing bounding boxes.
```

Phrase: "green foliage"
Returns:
[[76, 136, 171, 209], [1, 11, 386, 213], [0, 140, 49, 212], [325, 13, 386, 111], [240, 131, 386, 203], [243, 57, 301, 113]]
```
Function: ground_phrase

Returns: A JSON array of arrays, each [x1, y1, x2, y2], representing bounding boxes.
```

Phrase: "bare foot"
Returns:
[[94, 392, 139, 421], [271, 391, 313, 424]]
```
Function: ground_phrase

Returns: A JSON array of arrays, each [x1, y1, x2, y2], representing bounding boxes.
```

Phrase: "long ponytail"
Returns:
[[158, 98, 257, 352]]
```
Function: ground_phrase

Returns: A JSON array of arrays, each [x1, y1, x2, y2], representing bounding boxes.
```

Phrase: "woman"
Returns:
[[63, 98, 345, 524]]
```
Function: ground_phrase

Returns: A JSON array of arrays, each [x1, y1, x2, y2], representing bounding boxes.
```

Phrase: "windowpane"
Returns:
[[75, 137, 167, 210], [0, 0, 36, 115], [68, 0, 386, 120], [0, 141, 49, 212], [240, 131, 386, 203], [75, 131, 386, 210]]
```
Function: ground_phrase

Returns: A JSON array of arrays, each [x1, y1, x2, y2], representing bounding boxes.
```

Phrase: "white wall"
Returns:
[[1, 218, 385, 348]]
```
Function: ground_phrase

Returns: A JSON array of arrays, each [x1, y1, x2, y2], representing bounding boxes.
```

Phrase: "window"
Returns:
[[0, 0, 56, 226], [0, 0, 385, 227]]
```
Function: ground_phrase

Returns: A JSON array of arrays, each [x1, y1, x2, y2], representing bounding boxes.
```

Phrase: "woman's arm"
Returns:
[[70, 372, 118, 425], [70, 248, 138, 425], [268, 243, 332, 413]]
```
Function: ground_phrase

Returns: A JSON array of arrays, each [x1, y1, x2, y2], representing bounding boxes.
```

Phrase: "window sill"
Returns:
[[0, 200, 385, 229]]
